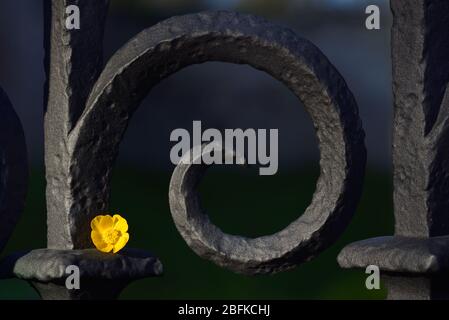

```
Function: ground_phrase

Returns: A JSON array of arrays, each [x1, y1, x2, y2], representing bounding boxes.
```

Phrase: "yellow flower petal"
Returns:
[[98, 215, 114, 231], [91, 230, 107, 249], [97, 243, 114, 253], [112, 232, 129, 253], [113, 214, 128, 233], [91, 214, 130, 254], [91, 230, 103, 243], [90, 215, 103, 231]]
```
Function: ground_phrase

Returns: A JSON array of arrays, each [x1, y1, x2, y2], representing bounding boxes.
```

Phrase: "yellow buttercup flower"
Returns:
[[90, 214, 129, 253]]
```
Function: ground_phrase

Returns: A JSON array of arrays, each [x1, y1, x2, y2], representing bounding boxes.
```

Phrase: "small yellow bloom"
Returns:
[[90, 214, 129, 253]]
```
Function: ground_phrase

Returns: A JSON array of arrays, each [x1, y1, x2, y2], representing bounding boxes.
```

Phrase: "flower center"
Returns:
[[103, 229, 121, 244]]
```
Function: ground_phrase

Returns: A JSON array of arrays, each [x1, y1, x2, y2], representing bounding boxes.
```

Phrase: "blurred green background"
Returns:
[[0, 166, 393, 299]]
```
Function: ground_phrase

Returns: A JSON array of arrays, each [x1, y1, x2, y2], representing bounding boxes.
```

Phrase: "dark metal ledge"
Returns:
[[0, 248, 162, 299], [338, 236, 449, 274]]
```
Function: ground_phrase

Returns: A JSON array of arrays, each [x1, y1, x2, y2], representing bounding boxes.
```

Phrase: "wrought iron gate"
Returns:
[[0, 0, 448, 300]]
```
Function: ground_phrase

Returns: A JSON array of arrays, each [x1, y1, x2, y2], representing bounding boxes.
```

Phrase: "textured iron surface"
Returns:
[[44, 0, 110, 249], [4, 248, 162, 300], [12, 248, 162, 281], [338, 0, 449, 300], [63, 11, 366, 271], [391, 0, 449, 237], [151, 12, 366, 275], [0, 87, 28, 254], [384, 274, 449, 300], [338, 236, 449, 273]]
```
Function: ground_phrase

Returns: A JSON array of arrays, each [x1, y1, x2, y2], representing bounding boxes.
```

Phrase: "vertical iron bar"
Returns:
[[392, 0, 449, 238], [44, 0, 109, 249], [339, 0, 449, 299]]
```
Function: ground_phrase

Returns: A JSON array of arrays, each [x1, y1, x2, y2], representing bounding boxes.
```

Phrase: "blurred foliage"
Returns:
[[0, 166, 392, 299]]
